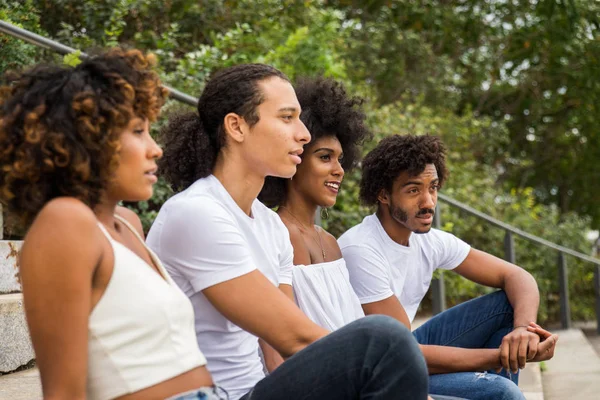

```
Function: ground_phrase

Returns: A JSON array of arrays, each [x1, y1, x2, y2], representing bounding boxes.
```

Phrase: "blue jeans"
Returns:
[[168, 386, 228, 399], [413, 290, 525, 400], [240, 315, 429, 400]]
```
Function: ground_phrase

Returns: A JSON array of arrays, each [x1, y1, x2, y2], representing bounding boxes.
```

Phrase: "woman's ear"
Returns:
[[223, 112, 248, 144]]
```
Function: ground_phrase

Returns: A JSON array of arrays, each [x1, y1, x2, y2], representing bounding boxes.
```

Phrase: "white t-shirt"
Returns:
[[338, 214, 470, 323], [146, 175, 294, 400]]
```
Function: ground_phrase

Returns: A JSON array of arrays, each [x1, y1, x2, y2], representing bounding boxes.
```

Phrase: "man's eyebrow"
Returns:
[[402, 177, 440, 187], [401, 180, 423, 187], [278, 106, 299, 113]]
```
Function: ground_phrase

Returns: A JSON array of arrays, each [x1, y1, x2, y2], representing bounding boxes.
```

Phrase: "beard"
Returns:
[[388, 201, 409, 223], [388, 201, 435, 234]]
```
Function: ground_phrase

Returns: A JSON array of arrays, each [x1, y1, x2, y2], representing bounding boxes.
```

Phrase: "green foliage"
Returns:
[[2, 0, 599, 324], [62, 50, 82, 67], [0, 0, 48, 72]]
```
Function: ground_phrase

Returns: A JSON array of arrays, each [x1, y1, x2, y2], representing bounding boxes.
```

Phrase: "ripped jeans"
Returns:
[[167, 386, 228, 400], [413, 290, 526, 400]]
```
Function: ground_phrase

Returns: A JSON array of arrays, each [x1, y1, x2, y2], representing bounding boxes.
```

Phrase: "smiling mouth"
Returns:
[[325, 182, 341, 191]]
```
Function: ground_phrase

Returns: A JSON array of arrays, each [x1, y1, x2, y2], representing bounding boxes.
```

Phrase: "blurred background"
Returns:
[[2, 0, 599, 326]]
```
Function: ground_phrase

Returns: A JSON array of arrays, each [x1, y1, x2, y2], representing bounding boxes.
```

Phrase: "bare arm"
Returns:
[[203, 270, 328, 358], [454, 248, 541, 372], [454, 248, 539, 329], [19, 199, 103, 400], [362, 294, 501, 374], [362, 295, 411, 329], [259, 282, 296, 372], [259, 338, 285, 373], [258, 222, 312, 372]]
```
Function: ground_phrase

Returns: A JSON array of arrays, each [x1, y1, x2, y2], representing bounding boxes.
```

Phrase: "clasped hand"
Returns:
[[498, 322, 558, 373]]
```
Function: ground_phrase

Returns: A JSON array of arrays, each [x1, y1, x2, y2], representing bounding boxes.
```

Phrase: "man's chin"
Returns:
[[413, 226, 432, 234]]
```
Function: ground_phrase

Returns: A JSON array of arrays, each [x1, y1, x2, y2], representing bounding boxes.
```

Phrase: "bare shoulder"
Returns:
[[115, 205, 145, 238], [21, 197, 103, 274], [28, 197, 98, 237], [318, 227, 340, 249], [280, 218, 311, 265]]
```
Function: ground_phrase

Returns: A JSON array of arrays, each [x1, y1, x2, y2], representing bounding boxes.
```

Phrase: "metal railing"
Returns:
[[2, 19, 600, 332], [433, 193, 600, 333], [0, 20, 198, 106]]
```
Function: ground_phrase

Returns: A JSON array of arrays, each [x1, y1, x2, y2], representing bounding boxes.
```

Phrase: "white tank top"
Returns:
[[88, 215, 206, 400], [291, 258, 364, 331]]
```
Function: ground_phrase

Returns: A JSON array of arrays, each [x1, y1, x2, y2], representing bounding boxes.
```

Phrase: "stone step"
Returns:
[[0, 240, 22, 294], [542, 329, 600, 400], [520, 363, 544, 400], [0, 367, 42, 400], [0, 293, 35, 373]]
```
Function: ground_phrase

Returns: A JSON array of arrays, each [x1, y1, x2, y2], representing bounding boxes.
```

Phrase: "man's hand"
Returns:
[[500, 325, 540, 373], [526, 322, 558, 362]]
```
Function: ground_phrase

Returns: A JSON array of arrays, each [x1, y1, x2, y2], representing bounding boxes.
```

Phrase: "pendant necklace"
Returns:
[[280, 206, 326, 261]]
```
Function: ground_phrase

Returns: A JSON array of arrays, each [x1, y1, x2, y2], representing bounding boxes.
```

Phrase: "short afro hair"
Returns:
[[259, 77, 372, 207], [359, 134, 447, 206], [0, 48, 168, 226]]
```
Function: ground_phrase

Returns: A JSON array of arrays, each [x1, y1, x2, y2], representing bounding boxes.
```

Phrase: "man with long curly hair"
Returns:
[[339, 134, 558, 400]]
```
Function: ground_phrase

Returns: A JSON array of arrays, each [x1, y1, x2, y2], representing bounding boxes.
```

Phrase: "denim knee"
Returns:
[[358, 315, 427, 367], [479, 373, 525, 400], [353, 315, 415, 347]]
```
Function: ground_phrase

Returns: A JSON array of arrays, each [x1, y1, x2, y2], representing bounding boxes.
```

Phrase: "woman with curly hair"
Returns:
[[258, 77, 370, 333], [147, 64, 429, 400], [257, 81, 466, 400], [0, 49, 220, 400]]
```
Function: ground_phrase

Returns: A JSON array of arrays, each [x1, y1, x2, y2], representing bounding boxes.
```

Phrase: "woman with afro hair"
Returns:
[[258, 77, 371, 336], [0, 49, 220, 400], [257, 80, 468, 400]]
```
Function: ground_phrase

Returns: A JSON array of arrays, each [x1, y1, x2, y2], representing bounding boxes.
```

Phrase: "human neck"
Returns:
[[212, 152, 264, 216], [279, 191, 318, 228], [94, 198, 120, 230], [376, 207, 412, 246]]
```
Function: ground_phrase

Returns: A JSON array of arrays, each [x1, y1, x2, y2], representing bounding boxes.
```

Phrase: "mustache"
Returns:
[[416, 208, 435, 217]]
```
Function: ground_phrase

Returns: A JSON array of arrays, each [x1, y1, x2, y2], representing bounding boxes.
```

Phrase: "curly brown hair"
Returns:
[[258, 77, 372, 207], [359, 134, 448, 206], [0, 48, 168, 226]]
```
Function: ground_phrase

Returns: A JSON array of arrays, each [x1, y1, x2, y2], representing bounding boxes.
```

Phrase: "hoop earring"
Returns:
[[320, 207, 329, 220]]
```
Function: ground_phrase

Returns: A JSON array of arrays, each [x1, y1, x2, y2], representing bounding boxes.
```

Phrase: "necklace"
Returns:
[[279, 206, 326, 261]]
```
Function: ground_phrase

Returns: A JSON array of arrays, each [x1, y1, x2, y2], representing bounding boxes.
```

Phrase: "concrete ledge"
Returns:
[[520, 363, 544, 400], [542, 329, 600, 400], [0, 293, 34, 372], [0, 368, 42, 400], [0, 240, 22, 294]]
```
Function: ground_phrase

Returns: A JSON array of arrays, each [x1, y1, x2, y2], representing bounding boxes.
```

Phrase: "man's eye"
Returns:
[[282, 115, 293, 121]]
